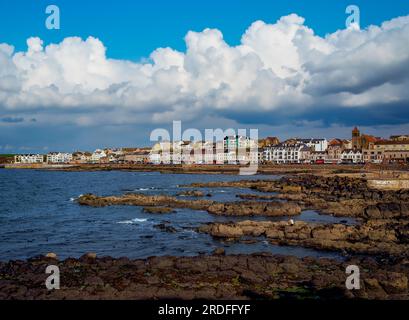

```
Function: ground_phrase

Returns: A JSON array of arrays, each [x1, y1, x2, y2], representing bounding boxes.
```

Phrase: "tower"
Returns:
[[352, 127, 361, 149]]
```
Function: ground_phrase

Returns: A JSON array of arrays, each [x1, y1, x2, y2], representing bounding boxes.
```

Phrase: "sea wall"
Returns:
[[368, 179, 409, 190]]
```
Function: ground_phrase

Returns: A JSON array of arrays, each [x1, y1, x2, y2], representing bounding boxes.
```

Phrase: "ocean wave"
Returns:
[[117, 218, 148, 225], [69, 194, 83, 202], [137, 187, 157, 191]]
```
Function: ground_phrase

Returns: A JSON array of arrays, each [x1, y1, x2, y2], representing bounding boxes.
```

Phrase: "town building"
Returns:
[[383, 150, 409, 163], [71, 151, 92, 164], [367, 140, 409, 163], [327, 139, 343, 164], [14, 154, 45, 164], [295, 138, 328, 152], [390, 135, 409, 142], [264, 143, 308, 164], [309, 151, 328, 163], [46, 152, 73, 164], [123, 151, 150, 164], [340, 149, 363, 164], [351, 127, 379, 150], [373, 140, 409, 152], [91, 149, 107, 163]]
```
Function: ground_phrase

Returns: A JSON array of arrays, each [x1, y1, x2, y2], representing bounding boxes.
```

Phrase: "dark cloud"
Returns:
[[218, 100, 409, 128], [1, 117, 24, 123]]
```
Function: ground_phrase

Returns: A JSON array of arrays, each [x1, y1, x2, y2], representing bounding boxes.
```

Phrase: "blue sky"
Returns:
[[1, 0, 407, 61], [0, 0, 409, 152]]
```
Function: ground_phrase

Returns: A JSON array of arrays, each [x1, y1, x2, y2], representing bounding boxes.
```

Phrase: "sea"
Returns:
[[0, 169, 356, 261]]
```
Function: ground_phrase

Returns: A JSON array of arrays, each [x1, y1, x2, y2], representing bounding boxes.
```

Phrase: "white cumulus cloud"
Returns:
[[1, 13, 409, 127]]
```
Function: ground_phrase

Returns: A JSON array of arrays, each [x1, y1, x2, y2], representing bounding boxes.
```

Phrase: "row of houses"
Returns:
[[14, 148, 151, 165], [13, 129, 409, 165], [260, 142, 362, 164], [148, 136, 259, 165]]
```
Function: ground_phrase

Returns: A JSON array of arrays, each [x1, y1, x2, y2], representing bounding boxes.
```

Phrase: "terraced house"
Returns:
[[264, 143, 310, 164], [14, 154, 45, 164], [46, 152, 73, 164]]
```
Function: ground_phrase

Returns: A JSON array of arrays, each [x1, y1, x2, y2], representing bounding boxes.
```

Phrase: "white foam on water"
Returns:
[[70, 194, 83, 202], [137, 187, 156, 191], [117, 218, 148, 225]]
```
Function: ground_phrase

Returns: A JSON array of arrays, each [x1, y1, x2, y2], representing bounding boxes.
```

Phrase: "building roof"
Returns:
[[375, 140, 409, 145], [361, 134, 379, 143], [342, 149, 362, 154], [329, 139, 343, 146], [297, 138, 327, 143]]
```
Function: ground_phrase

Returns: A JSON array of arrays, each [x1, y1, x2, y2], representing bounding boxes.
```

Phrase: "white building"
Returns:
[[47, 152, 73, 164], [72, 151, 92, 164], [149, 152, 161, 164], [296, 139, 328, 152], [341, 149, 363, 164], [223, 136, 257, 151], [14, 154, 45, 164], [149, 138, 257, 165], [264, 144, 308, 164], [91, 149, 107, 163], [222, 136, 258, 164]]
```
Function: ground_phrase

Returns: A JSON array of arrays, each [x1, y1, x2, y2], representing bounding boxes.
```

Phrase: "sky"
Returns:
[[0, 0, 409, 153]]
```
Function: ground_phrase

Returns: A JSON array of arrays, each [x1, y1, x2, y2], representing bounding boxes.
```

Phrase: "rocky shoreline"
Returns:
[[3, 172, 409, 300], [1, 253, 408, 300], [198, 220, 409, 257], [78, 193, 302, 217], [37, 163, 367, 176], [184, 175, 409, 219]]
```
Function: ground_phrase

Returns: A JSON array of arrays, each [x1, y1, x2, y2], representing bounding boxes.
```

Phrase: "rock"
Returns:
[[1, 253, 409, 300], [86, 252, 97, 259], [45, 253, 58, 260], [154, 223, 177, 233], [177, 190, 205, 197], [143, 207, 175, 214], [200, 220, 409, 257], [213, 248, 226, 256], [78, 253, 98, 264], [282, 185, 302, 193], [207, 201, 301, 217], [379, 272, 408, 294]]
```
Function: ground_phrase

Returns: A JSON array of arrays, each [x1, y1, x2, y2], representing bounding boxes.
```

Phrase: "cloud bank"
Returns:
[[1, 14, 409, 128]]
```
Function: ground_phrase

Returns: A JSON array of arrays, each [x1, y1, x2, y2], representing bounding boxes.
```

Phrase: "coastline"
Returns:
[[2, 168, 409, 300], [4, 162, 366, 175], [1, 252, 408, 300]]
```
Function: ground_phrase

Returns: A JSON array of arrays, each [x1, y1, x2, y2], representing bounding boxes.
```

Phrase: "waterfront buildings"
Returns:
[[91, 149, 107, 163], [263, 143, 310, 164], [340, 149, 363, 164], [295, 138, 328, 152], [71, 152, 92, 164], [46, 152, 73, 164], [352, 127, 379, 150], [149, 137, 257, 165], [9, 128, 409, 166], [14, 154, 45, 164]]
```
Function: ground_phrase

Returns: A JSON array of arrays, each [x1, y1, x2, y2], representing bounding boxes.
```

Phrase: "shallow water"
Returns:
[[0, 169, 353, 261]]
